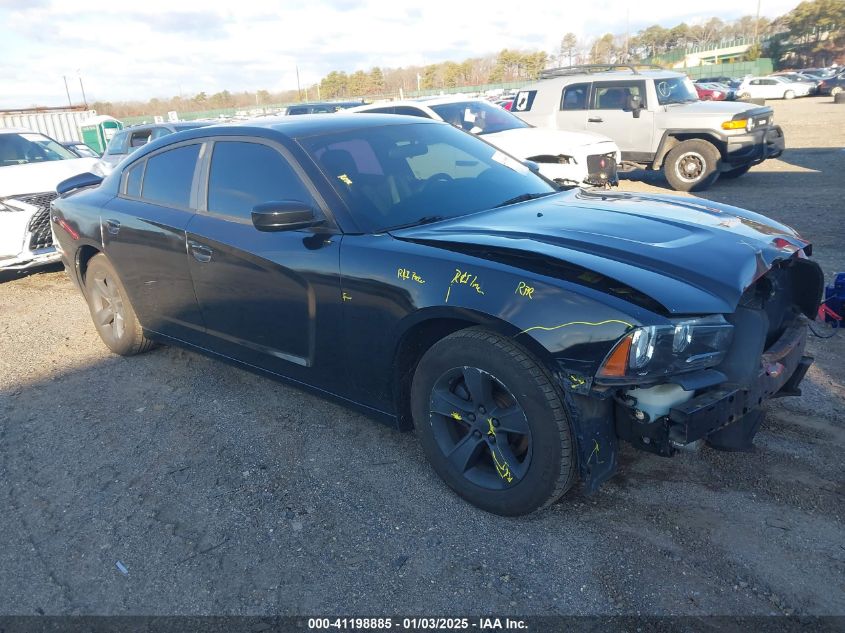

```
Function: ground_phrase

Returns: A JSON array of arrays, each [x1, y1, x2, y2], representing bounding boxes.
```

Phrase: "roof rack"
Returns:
[[539, 64, 665, 79]]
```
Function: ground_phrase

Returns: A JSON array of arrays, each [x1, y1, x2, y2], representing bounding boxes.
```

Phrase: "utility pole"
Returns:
[[753, 0, 762, 43], [63, 75, 72, 107], [296, 65, 302, 102], [625, 7, 630, 63], [78, 71, 88, 108]]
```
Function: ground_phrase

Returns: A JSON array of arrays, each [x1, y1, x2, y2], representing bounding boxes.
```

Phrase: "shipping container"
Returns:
[[0, 108, 98, 142]]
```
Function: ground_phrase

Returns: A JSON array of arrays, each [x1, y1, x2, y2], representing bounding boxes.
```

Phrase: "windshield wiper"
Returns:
[[385, 215, 446, 231], [494, 192, 555, 208]]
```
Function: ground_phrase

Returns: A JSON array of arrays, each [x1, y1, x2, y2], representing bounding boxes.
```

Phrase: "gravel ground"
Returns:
[[1, 96, 843, 617]]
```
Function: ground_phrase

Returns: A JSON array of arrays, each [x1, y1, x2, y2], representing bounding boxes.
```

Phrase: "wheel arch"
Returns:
[[390, 307, 557, 430], [75, 243, 104, 289], [653, 130, 727, 169]]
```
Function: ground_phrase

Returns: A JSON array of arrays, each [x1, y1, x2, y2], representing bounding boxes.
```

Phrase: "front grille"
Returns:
[[19, 192, 58, 251]]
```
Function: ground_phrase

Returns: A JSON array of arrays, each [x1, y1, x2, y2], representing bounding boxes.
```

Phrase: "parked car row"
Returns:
[[693, 66, 845, 100]]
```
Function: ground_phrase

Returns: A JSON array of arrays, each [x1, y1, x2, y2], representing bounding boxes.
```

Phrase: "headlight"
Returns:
[[597, 315, 733, 380], [721, 119, 749, 131]]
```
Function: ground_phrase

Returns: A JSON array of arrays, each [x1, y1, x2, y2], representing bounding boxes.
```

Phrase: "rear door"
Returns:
[[586, 80, 654, 156], [101, 141, 206, 342], [184, 137, 345, 387]]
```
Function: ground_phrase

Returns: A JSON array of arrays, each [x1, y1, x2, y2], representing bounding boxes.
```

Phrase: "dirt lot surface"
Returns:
[[1, 96, 843, 617]]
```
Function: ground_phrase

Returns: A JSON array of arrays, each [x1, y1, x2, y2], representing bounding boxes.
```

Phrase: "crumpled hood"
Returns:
[[484, 127, 617, 153], [391, 189, 810, 315], [0, 158, 99, 198]]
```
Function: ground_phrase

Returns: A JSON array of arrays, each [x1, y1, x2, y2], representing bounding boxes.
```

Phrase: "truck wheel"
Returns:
[[831, 87, 842, 97], [784, 90, 795, 100], [664, 139, 721, 192], [410, 327, 576, 516], [84, 254, 154, 356], [721, 164, 752, 179]]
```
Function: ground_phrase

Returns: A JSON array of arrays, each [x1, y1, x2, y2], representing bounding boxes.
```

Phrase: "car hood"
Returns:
[[661, 100, 771, 117], [0, 158, 99, 198], [391, 190, 810, 315], [483, 127, 617, 152]]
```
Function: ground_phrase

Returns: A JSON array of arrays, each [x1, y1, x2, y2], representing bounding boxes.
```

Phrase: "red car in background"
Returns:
[[694, 83, 728, 101], [494, 98, 513, 110]]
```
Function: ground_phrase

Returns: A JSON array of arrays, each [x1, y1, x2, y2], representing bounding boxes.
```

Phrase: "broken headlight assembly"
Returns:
[[597, 315, 733, 380]]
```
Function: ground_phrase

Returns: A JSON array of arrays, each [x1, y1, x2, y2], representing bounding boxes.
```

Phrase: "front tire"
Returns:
[[411, 327, 576, 516], [84, 254, 154, 356], [784, 90, 795, 100], [831, 86, 842, 97], [663, 139, 721, 192]]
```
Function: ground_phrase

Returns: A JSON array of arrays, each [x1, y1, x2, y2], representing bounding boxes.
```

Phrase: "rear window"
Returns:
[[560, 83, 589, 110], [105, 130, 128, 156], [140, 144, 200, 208]]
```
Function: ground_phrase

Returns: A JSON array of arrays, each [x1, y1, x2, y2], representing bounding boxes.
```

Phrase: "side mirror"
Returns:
[[627, 94, 643, 118], [251, 201, 324, 232], [56, 171, 104, 196]]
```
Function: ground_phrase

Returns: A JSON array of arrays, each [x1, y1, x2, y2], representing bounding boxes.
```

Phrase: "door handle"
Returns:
[[105, 219, 120, 235], [188, 240, 213, 263], [588, 116, 604, 123]]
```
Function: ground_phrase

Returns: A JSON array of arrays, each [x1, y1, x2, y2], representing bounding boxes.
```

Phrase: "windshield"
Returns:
[[0, 132, 77, 166], [429, 100, 529, 135], [299, 121, 555, 232], [654, 77, 699, 105]]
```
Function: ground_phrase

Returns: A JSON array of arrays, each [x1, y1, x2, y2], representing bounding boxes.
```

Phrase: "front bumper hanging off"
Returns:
[[614, 319, 811, 457]]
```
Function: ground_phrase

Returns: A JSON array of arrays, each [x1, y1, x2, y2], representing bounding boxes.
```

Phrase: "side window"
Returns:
[[591, 83, 645, 110], [105, 130, 128, 156], [405, 142, 484, 180], [130, 129, 152, 148], [141, 144, 200, 208], [207, 141, 314, 220], [750, 79, 760, 85], [124, 161, 144, 197], [150, 128, 171, 140], [560, 83, 589, 110], [360, 106, 395, 114], [393, 106, 429, 117], [287, 106, 307, 115], [512, 90, 537, 112]]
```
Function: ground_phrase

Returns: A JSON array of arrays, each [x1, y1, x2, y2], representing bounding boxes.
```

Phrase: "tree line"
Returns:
[[91, 0, 843, 119]]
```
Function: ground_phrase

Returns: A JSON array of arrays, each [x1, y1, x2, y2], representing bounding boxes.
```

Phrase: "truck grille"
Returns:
[[20, 192, 58, 251]]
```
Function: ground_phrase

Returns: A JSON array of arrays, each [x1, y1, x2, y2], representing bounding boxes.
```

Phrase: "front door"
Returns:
[[185, 138, 345, 389], [585, 80, 654, 157]]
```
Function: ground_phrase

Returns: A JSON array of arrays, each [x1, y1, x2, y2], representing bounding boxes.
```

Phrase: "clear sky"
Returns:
[[0, 0, 800, 109]]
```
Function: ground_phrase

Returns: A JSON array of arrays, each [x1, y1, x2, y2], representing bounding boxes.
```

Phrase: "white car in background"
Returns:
[[347, 97, 621, 187], [737, 76, 813, 100], [0, 128, 99, 270]]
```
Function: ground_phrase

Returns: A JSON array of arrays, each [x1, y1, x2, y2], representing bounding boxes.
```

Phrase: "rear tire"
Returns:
[[831, 86, 842, 97], [784, 90, 795, 100], [664, 139, 721, 192], [721, 164, 752, 179], [411, 327, 576, 516], [84, 254, 154, 356]]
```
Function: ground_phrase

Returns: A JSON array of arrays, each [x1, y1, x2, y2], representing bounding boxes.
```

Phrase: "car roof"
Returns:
[[128, 114, 440, 154], [530, 69, 684, 86]]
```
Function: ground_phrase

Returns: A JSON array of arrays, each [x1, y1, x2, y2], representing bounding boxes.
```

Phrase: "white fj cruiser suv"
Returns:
[[512, 65, 785, 191]]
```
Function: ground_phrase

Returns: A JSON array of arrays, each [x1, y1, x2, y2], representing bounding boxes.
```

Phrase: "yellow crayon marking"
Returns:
[[447, 268, 484, 303], [588, 439, 600, 464], [450, 411, 462, 421], [518, 319, 634, 336], [485, 418, 513, 483], [398, 268, 426, 284], [337, 174, 352, 185], [569, 374, 586, 388], [342, 292, 352, 302], [445, 285, 451, 303], [515, 281, 535, 299]]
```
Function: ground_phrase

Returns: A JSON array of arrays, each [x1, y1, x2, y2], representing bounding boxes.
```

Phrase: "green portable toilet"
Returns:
[[79, 115, 124, 154]]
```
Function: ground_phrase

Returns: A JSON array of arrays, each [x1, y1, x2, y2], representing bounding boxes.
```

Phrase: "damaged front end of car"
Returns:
[[563, 254, 823, 494]]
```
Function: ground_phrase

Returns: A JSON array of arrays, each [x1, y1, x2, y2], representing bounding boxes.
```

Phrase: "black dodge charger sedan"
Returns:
[[51, 115, 823, 515]]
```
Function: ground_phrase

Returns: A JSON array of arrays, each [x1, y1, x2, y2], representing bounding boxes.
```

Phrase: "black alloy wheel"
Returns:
[[428, 366, 532, 490]]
